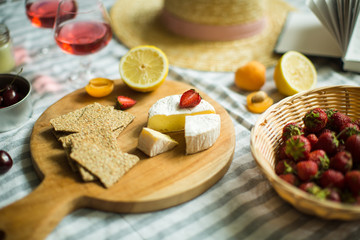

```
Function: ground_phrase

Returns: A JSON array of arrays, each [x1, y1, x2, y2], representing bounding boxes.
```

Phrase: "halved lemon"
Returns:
[[273, 51, 317, 96], [119, 45, 169, 92]]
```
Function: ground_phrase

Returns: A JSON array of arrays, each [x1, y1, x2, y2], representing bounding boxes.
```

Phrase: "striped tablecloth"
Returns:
[[1, 0, 360, 239]]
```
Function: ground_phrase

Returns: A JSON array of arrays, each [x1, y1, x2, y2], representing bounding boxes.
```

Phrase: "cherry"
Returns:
[[0, 150, 13, 174], [3, 89, 19, 107]]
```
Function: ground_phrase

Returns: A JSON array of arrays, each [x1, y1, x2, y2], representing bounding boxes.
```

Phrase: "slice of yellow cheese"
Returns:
[[147, 94, 216, 133]]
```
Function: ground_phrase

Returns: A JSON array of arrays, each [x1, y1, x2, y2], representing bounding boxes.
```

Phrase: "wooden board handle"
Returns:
[[0, 177, 82, 240]]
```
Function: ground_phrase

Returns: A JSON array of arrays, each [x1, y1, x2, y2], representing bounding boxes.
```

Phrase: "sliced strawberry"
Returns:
[[179, 89, 202, 108], [116, 96, 136, 110]]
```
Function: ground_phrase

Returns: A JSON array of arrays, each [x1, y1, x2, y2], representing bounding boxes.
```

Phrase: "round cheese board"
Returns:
[[0, 79, 235, 240]]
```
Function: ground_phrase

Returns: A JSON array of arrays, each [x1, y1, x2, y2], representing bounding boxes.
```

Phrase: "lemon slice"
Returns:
[[119, 45, 169, 92], [273, 51, 317, 96]]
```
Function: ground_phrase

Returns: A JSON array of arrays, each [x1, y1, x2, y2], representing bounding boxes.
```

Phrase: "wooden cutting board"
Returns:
[[0, 80, 235, 240]]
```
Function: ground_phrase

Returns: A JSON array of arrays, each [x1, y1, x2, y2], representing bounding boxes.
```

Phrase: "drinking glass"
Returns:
[[25, 0, 62, 28], [54, 0, 112, 86], [25, 0, 72, 56]]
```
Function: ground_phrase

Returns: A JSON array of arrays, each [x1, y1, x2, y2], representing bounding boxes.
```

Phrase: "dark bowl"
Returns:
[[0, 73, 32, 132]]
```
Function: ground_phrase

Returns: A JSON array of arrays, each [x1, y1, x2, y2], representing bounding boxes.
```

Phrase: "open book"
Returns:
[[275, 0, 360, 73]]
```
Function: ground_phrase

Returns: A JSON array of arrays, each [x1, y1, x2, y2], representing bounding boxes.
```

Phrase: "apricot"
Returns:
[[246, 91, 273, 114], [234, 61, 266, 91]]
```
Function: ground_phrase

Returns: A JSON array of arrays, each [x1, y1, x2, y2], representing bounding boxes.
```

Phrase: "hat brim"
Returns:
[[110, 0, 294, 72]]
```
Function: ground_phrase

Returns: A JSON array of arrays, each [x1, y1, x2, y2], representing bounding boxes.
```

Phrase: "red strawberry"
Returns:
[[330, 151, 352, 174], [299, 182, 321, 194], [179, 89, 202, 108], [275, 159, 296, 175], [116, 96, 136, 110], [330, 111, 351, 132], [325, 188, 341, 202], [306, 133, 318, 149], [315, 131, 339, 156], [353, 119, 360, 129], [319, 169, 345, 189], [296, 160, 318, 182], [345, 134, 360, 164], [345, 170, 360, 196], [277, 144, 287, 160], [279, 173, 299, 186], [302, 108, 328, 133], [325, 108, 339, 129], [308, 149, 329, 170], [282, 122, 304, 141], [285, 135, 311, 161], [338, 123, 360, 141]]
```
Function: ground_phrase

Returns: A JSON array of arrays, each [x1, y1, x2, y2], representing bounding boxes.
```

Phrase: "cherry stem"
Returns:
[[0, 68, 23, 93]]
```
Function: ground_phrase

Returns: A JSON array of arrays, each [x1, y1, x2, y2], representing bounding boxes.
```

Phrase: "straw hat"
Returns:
[[110, 0, 294, 72]]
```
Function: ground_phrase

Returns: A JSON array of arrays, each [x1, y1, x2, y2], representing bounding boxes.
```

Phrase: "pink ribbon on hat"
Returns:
[[160, 9, 267, 41]]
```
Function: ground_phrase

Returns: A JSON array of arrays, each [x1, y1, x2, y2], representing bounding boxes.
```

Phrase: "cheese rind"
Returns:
[[137, 127, 178, 157], [148, 94, 216, 132], [185, 114, 221, 154]]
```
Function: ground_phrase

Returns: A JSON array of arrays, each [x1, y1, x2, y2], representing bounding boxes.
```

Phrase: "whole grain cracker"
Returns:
[[50, 102, 137, 186], [70, 141, 139, 188], [60, 129, 120, 181], [50, 103, 135, 134]]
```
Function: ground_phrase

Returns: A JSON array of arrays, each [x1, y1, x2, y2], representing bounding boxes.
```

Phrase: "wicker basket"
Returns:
[[250, 85, 360, 220]]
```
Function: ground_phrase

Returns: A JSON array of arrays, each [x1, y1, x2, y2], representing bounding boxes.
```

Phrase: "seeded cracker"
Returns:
[[50, 102, 135, 133], [70, 141, 139, 188], [50, 102, 136, 185], [50, 107, 86, 132], [59, 128, 120, 180]]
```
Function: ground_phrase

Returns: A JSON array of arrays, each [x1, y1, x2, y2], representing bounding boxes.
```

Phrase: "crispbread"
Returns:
[[60, 129, 120, 181], [50, 107, 86, 132], [50, 103, 135, 133], [70, 141, 139, 188], [50, 102, 137, 186]]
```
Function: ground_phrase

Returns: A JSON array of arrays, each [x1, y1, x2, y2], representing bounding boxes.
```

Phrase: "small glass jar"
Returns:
[[0, 24, 16, 73]]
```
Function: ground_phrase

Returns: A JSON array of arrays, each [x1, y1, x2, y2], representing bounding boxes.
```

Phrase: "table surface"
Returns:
[[1, 0, 360, 239]]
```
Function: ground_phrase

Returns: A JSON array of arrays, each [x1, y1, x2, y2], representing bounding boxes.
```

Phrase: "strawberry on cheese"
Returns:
[[147, 94, 215, 133], [137, 127, 178, 157], [185, 114, 220, 154]]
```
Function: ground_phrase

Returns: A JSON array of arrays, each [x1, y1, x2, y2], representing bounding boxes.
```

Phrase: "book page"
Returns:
[[343, 11, 360, 72], [274, 12, 342, 58]]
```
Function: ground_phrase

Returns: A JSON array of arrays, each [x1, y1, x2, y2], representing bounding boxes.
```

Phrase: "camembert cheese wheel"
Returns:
[[137, 127, 178, 157], [185, 114, 220, 154], [147, 95, 216, 133]]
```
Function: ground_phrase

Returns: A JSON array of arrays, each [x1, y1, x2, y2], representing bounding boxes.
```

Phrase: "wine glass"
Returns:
[[25, 0, 71, 56], [25, 0, 61, 28], [54, 0, 112, 87]]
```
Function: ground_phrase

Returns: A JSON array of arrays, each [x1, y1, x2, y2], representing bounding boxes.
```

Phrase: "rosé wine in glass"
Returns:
[[55, 21, 112, 55], [25, 0, 76, 29], [54, 0, 113, 86]]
